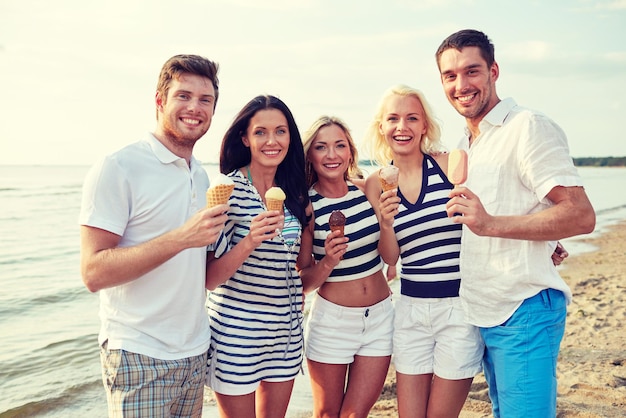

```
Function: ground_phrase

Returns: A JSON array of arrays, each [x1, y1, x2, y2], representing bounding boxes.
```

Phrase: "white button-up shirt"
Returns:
[[457, 98, 582, 327]]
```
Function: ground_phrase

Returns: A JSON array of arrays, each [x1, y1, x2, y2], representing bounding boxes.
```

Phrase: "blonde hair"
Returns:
[[363, 84, 443, 166], [302, 115, 363, 188]]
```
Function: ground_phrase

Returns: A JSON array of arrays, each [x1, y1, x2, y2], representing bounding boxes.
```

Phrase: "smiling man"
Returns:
[[79, 55, 228, 417], [436, 30, 595, 418]]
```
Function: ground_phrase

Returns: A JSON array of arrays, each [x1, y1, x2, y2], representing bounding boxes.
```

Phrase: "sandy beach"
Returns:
[[288, 220, 626, 418]]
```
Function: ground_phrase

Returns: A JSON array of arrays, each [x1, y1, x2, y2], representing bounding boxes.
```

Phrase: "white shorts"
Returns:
[[304, 294, 394, 364], [393, 295, 483, 379]]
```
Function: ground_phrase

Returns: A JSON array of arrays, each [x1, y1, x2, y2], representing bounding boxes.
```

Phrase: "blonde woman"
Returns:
[[364, 85, 483, 418], [297, 115, 394, 418]]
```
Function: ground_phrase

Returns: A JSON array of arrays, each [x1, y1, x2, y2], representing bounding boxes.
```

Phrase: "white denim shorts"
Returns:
[[393, 295, 483, 379], [304, 294, 394, 364]]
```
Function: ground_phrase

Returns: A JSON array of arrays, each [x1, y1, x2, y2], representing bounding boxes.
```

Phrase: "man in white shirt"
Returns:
[[79, 54, 228, 417], [436, 29, 595, 417]]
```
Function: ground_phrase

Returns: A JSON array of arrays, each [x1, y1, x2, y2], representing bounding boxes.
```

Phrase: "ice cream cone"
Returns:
[[206, 184, 235, 208], [380, 178, 398, 192], [329, 211, 346, 238], [266, 198, 284, 212], [329, 210, 346, 259], [379, 165, 399, 192], [330, 225, 345, 236], [265, 187, 286, 213]]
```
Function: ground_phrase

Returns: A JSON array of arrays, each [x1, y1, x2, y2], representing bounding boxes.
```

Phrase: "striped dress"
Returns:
[[395, 155, 462, 298], [309, 183, 383, 282], [206, 169, 304, 393]]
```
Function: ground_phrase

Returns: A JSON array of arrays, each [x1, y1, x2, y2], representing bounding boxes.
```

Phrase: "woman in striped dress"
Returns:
[[297, 116, 394, 418], [205, 95, 310, 418], [363, 85, 484, 418]]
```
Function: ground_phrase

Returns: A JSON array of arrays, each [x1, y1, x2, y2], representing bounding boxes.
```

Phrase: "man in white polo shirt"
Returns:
[[79, 54, 227, 417]]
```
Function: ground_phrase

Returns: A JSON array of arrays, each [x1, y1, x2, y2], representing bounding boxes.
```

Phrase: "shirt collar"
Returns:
[[483, 97, 517, 128], [145, 133, 201, 169], [462, 98, 517, 147]]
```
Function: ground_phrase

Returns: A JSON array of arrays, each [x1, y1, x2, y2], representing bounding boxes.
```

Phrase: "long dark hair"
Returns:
[[219, 95, 309, 227]]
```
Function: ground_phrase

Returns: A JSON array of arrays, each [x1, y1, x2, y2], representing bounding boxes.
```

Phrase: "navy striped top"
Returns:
[[395, 155, 462, 298], [309, 182, 384, 283], [207, 169, 303, 388]]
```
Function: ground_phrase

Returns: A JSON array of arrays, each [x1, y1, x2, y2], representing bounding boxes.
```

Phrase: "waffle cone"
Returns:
[[330, 225, 345, 236], [266, 198, 284, 212], [380, 178, 398, 192], [206, 184, 235, 208]]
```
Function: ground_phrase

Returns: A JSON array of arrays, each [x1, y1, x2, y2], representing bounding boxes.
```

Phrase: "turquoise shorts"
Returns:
[[480, 288, 566, 418]]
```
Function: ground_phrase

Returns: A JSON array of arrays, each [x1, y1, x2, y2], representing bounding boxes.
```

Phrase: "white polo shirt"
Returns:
[[79, 134, 211, 359], [458, 98, 582, 327]]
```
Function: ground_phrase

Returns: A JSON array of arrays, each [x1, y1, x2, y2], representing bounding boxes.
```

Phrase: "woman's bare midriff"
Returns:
[[317, 270, 391, 307]]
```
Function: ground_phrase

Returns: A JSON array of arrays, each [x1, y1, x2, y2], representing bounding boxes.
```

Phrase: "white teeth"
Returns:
[[263, 150, 280, 156], [458, 94, 475, 103], [394, 136, 411, 141], [324, 163, 341, 169], [182, 118, 200, 125]]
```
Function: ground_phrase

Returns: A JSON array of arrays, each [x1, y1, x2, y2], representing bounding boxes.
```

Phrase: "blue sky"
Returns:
[[1, 0, 625, 165]]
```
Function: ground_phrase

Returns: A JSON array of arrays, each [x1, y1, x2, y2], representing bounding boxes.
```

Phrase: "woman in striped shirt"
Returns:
[[205, 95, 310, 418], [363, 85, 484, 418], [297, 116, 394, 418]]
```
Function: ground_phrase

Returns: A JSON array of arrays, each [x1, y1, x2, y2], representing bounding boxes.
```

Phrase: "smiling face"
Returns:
[[243, 109, 290, 169], [379, 94, 427, 157], [308, 123, 353, 183], [155, 72, 215, 150], [438, 46, 500, 124]]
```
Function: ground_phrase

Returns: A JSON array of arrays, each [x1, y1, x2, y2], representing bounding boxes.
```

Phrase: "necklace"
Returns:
[[242, 166, 302, 360]]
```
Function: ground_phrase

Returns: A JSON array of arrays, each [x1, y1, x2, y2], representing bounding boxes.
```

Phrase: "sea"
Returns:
[[1, 164, 625, 418]]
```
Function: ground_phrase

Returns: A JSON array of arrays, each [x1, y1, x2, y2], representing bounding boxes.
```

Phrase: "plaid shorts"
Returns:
[[100, 341, 208, 418]]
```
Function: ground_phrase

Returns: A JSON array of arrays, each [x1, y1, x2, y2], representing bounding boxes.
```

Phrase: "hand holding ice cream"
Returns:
[[376, 165, 401, 229], [264, 186, 286, 236], [328, 210, 347, 260]]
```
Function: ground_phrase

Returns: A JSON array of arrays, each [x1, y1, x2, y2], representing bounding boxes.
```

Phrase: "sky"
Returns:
[[1, 0, 625, 166]]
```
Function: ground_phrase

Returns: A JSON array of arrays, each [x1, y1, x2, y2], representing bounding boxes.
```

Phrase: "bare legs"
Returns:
[[214, 379, 295, 418], [397, 372, 473, 418], [308, 355, 391, 418]]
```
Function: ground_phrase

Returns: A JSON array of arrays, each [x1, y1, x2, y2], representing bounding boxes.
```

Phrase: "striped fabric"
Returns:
[[395, 155, 462, 298], [309, 182, 383, 283], [207, 169, 304, 392]]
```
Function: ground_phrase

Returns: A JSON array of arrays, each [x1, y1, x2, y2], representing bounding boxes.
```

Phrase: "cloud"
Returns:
[[594, 0, 626, 10], [505, 40, 553, 61], [498, 38, 626, 80], [605, 51, 626, 62], [392, 0, 476, 10], [215, 0, 316, 10]]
